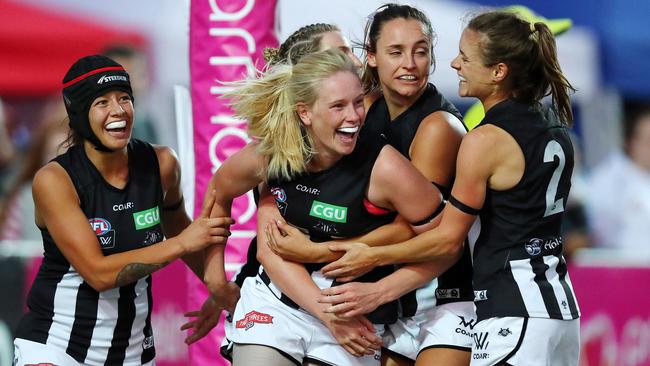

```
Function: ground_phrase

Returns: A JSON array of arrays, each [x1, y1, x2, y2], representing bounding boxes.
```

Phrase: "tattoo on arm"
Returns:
[[115, 262, 168, 288]]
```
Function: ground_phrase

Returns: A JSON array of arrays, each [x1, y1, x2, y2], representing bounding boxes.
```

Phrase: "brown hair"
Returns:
[[468, 11, 576, 125], [361, 3, 436, 94], [263, 23, 340, 66]]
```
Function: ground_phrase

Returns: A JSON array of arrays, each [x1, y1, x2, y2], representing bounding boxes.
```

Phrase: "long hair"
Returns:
[[263, 23, 340, 67], [361, 3, 436, 94], [468, 11, 576, 125], [225, 49, 358, 181]]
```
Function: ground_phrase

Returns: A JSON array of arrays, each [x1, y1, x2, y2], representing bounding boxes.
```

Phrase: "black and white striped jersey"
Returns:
[[363, 83, 474, 315], [15, 139, 163, 365], [472, 99, 580, 321]]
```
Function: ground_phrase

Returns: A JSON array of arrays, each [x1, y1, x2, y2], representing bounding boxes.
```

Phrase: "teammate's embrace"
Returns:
[[320, 10, 581, 366]]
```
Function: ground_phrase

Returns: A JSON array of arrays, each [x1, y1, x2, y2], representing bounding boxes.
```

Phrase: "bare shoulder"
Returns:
[[224, 142, 266, 177], [33, 162, 75, 197], [152, 144, 182, 182], [459, 124, 519, 175], [462, 124, 517, 153], [152, 145, 179, 171], [417, 110, 465, 139], [33, 162, 78, 225]]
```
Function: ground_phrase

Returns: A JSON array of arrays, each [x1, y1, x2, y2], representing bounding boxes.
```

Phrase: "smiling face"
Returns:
[[368, 18, 431, 105], [87, 90, 134, 151], [319, 31, 363, 69], [451, 28, 500, 103], [298, 70, 365, 167]]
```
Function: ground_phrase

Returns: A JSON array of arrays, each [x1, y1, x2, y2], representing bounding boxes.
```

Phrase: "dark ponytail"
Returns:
[[468, 11, 576, 125]]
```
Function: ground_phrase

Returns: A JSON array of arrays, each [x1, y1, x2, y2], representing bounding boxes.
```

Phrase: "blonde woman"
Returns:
[[202, 49, 443, 365]]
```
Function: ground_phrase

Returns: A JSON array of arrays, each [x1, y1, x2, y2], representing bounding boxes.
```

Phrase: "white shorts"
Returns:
[[382, 279, 438, 360], [469, 317, 580, 366], [226, 275, 382, 366], [13, 338, 156, 366], [419, 301, 475, 354]]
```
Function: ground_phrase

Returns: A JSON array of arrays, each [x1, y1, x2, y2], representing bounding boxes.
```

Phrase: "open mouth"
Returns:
[[105, 120, 127, 135], [397, 74, 418, 82], [335, 126, 360, 143]]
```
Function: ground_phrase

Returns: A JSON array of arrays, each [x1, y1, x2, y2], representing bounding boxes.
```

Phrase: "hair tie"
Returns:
[[263, 47, 280, 64]]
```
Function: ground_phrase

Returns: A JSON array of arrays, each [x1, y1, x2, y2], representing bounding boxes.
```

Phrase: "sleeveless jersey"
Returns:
[[267, 138, 398, 324], [473, 99, 580, 321], [364, 83, 474, 314], [15, 139, 163, 365]]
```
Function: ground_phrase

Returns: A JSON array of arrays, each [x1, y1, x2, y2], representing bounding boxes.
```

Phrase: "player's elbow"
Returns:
[[437, 229, 465, 263], [83, 271, 114, 292]]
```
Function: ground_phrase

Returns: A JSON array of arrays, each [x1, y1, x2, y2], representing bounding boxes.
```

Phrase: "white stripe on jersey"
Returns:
[[510, 258, 549, 318], [414, 278, 437, 313], [542, 256, 578, 320], [311, 270, 335, 290], [467, 218, 481, 263], [46, 267, 84, 350], [86, 287, 120, 362], [127, 278, 151, 361]]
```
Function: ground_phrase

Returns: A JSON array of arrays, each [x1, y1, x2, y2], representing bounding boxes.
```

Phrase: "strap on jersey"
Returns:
[[412, 200, 446, 226], [449, 194, 480, 216]]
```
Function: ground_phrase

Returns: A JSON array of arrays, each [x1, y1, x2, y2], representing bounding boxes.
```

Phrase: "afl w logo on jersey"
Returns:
[[271, 187, 288, 215], [133, 207, 160, 230], [309, 200, 347, 223], [90, 218, 111, 235], [89, 218, 116, 249]]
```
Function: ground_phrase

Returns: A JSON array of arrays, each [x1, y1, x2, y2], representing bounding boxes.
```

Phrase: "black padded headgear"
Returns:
[[62, 55, 133, 152]]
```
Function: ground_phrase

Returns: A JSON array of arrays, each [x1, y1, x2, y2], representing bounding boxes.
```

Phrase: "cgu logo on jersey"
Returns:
[[309, 200, 347, 223], [133, 207, 160, 230]]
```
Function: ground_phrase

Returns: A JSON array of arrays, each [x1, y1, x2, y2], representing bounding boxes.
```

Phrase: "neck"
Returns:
[[383, 84, 427, 121], [307, 150, 341, 173], [84, 141, 129, 186], [481, 90, 510, 113]]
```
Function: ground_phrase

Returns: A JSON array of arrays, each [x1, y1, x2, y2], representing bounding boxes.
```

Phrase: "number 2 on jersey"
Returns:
[[543, 140, 566, 217]]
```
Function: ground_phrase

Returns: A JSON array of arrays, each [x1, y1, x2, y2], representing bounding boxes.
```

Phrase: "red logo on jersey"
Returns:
[[235, 310, 273, 330], [89, 218, 111, 235]]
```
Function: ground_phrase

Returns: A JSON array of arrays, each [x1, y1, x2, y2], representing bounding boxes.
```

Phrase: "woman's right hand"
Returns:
[[177, 190, 233, 253], [319, 311, 382, 357]]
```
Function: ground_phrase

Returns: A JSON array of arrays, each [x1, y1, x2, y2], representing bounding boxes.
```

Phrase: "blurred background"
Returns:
[[1, 0, 648, 365]]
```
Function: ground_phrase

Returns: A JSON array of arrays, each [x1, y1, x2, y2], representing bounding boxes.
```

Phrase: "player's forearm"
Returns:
[[372, 227, 463, 266], [260, 255, 325, 317], [203, 244, 228, 290], [375, 261, 442, 303]]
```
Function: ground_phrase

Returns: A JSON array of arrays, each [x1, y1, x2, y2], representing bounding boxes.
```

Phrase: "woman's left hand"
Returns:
[[320, 243, 377, 281], [318, 282, 386, 318], [181, 296, 222, 345], [265, 220, 320, 262]]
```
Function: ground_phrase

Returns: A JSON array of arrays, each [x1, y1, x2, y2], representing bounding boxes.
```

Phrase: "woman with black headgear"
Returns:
[[12, 55, 233, 366]]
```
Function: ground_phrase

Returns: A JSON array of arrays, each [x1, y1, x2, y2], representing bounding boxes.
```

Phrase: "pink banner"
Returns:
[[189, 0, 278, 364], [571, 265, 650, 366]]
